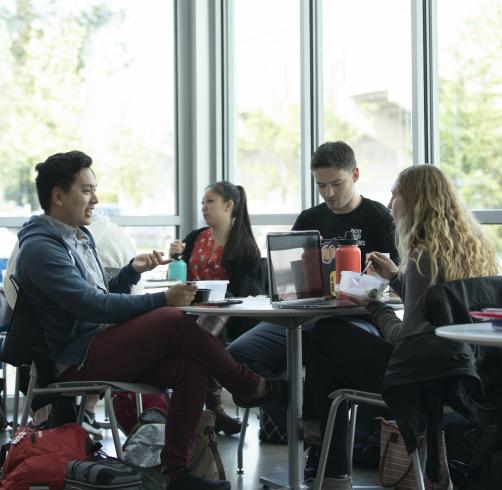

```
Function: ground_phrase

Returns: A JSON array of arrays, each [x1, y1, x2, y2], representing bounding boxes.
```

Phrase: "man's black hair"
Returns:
[[310, 141, 357, 171], [35, 150, 93, 212]]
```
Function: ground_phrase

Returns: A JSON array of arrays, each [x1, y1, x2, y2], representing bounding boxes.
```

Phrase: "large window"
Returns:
[[321, 0, 412, 205], [437, 0, 502, 252], [122, 226, 176, 255], [231, 0, 301, 215], [0, 0, 175, 218]]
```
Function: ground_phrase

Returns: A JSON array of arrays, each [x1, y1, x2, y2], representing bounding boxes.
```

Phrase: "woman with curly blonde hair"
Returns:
[[392, 164, 499, 285], [304, 164, 500, 490]]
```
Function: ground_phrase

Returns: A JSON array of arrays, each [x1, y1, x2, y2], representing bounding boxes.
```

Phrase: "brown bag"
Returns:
[[191, 409, 226, 481], [197, 315, 229, 337], [378, 418, 452, 490]]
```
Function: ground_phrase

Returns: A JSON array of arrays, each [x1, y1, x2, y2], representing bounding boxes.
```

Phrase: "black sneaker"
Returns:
[[169, 471, 231, 490], [82, 409, 103, 438], [232, 379, 288, 409]]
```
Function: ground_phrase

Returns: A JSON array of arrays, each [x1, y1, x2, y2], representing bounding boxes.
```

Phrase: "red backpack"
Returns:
[[1, 423, 93, 490]]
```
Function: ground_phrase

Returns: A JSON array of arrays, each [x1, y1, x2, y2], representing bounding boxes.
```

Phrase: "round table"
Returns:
[[435, 323, 502, 347]]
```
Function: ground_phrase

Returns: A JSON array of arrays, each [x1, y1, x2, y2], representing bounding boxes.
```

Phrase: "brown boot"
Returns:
[[206, 377, 242, 435]]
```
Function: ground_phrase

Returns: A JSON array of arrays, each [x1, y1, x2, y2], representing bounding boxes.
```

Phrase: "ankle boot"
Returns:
[[205, 377, 242, 435]]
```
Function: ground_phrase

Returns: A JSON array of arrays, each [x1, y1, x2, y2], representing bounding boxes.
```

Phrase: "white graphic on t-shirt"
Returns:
[[351, 228, 365, 247]]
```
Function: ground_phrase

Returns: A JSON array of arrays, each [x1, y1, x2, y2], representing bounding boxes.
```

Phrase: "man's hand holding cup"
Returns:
[[164, 282, 197, 307]]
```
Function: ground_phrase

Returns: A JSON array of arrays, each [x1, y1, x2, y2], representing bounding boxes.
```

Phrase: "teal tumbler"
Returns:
[[167, 257, 187, 282]]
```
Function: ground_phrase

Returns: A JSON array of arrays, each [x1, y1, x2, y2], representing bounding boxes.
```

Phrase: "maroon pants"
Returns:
[[59, 307, 260, 478]]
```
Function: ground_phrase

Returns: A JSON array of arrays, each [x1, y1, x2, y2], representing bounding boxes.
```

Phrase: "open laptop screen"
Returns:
[[267, 231, 324, 302]]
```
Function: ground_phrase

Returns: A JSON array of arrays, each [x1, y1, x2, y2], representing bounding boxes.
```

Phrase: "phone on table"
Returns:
[[200, 299, 243, 307]]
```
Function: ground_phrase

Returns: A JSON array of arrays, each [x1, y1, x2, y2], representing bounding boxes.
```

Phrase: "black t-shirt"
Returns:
[[292, 196, 398, 268]]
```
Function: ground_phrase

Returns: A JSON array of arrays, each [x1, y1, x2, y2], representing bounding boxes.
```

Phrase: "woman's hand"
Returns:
[[164, 282, 197, 306], [347, 295, 371, 307], [169, 240, 186, 259], [367, 251, 398, 281], [132, 250, 170, 273]]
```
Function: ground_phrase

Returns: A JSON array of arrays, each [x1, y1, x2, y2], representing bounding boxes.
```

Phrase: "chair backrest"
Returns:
[[1, 285, 55, 389], [257, 257, 270, 295], [424, 276, 502, 327], [234, 256, 269, 297], [426, 276, 502, 409], [0, 291, 12, 333]]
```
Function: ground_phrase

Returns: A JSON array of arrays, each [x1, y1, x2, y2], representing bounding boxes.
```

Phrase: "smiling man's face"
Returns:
[[52, 167, 98, 227]]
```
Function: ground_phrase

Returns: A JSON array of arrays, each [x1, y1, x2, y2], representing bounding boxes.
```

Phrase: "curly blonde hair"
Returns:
[[393, 164, 500, 285]]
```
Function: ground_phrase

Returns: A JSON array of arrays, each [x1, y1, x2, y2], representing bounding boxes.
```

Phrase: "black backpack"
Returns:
[[447, 342, 502, 490], [450, 419, 502, 490]]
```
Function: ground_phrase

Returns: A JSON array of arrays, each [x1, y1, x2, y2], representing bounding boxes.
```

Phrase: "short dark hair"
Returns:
[[310, 141, 357, 171], [35, 150, 93, 212]]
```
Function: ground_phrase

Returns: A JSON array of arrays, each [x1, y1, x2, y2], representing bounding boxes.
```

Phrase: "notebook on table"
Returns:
[[266, 230, 352, 309]]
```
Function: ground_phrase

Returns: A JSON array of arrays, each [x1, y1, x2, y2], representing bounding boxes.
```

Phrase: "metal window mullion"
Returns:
[[311, 0, 323, 207], [249, 214, 299, 226], [425, 0, 439, 164], [175, 0, 197, 238], [473, 210, 502, 225], [411, 0, 438, 165], [209, 0, 224, 184], [301, 0, 322, 210], [221, 0, 235, 182]]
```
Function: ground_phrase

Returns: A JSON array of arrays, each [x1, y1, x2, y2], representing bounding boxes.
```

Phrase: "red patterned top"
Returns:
[[188, 228, 230, 281]]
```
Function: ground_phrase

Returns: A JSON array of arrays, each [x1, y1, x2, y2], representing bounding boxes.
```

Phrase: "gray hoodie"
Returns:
[[15, 215, 166, 367]]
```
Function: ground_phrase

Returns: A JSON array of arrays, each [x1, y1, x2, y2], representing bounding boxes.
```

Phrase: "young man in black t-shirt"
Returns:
[[228, 142, 397, 463], [293, 141, 397, 265]]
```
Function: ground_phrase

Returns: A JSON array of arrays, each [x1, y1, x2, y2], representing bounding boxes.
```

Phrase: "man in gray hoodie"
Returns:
[[14, 150, 273, 490]]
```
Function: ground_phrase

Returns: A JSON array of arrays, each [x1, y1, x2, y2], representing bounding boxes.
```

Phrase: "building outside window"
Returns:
[[321, 0, 412, 207], [231, 0, 301, 216]]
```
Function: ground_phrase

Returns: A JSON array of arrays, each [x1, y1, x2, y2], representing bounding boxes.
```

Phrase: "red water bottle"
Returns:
[[335, 231, 361, 298]]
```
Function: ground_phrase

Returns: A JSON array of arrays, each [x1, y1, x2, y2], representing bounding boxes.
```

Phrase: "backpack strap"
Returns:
[[206, 426, 226, 480]]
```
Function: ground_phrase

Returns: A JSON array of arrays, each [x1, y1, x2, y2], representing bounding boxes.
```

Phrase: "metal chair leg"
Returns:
[[105, 388, 123, 459], [348, 403, 358, 476], [411, 449, 426, 490], [314, 389, 427, 490], [135, 392, 143, 420], [20, 364, 38, 426], [237, 407, 250, 473], [13, 366, 20, 430], [77, 395, 87, 424], [2, 360, 7, 419], [311, 392, 346, 490]]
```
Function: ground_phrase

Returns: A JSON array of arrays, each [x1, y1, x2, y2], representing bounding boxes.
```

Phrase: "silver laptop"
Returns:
[[267, 230, 351, 309]]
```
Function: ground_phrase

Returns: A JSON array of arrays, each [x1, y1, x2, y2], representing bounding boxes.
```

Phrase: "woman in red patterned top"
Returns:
[[169, 181, 263, 434]]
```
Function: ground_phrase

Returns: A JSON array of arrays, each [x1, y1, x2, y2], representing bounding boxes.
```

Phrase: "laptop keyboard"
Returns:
[[278, 297, 327, 306]]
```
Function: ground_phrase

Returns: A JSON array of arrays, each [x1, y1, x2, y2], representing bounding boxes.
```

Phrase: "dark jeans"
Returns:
[[304, 317, 393, 477], [227, 316, 380, 417], [59, 307, 260, 479], [227, 319, 314, 379]]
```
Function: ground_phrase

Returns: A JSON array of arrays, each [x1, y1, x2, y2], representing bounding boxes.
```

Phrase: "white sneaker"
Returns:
[[308, 476, 353, 490], [82, 410, 103, 439]]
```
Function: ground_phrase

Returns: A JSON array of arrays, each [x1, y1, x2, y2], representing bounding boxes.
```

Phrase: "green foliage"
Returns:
[[236, 107, 301, 211], [438, 0, 502, 255], [0, 0, 171, 215], [0, 0, 116, 210], [439, 0, 502, 210]]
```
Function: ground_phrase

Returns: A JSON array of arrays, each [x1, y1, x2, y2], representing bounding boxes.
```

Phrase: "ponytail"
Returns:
[[206, 181, 261, 271]]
